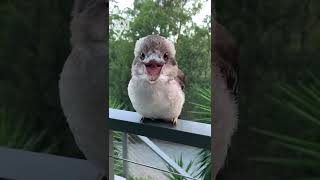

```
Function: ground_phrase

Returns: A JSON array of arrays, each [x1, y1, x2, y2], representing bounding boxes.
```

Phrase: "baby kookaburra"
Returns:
[[128, 35, 185, 125], [59, 0, 108, 179]]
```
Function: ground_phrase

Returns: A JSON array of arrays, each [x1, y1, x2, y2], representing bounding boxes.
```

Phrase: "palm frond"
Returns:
[[251, 72, 320, 178], [251, 128, 320, 152], [0, 108, 54, 153], [189, 87, 211, 123], [195, 149, 211, 180], [109, 96, 126, 109], [163, 153, 195, 180]]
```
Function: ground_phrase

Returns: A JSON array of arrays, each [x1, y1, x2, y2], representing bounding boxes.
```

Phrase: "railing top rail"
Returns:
[[108, 108, 211, 150]]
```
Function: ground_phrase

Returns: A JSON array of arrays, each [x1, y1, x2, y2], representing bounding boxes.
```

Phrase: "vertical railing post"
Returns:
[[109, 130, 114, 180], [122, 133, 129, 178]]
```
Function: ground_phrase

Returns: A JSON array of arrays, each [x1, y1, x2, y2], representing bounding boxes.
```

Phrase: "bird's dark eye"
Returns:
[[163, 53, 169, 60], [140, 52, 145, 60]]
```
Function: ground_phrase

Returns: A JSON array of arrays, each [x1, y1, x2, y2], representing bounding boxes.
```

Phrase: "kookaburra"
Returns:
[[59, 0, 107, 179], [128, 35, 185, 125], [213, 21, 239, 180]]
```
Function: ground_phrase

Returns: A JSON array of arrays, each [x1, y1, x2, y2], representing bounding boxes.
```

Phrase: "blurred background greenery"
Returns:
[[0, 0, 83, 158], [216, 0, 320, 179]]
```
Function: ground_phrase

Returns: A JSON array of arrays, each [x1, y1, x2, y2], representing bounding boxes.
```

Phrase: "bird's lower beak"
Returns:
[[144, 60, 164, 81]]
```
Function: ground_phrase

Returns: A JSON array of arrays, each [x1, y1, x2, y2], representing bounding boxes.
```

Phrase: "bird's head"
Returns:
[[131, 35, 177, 82]]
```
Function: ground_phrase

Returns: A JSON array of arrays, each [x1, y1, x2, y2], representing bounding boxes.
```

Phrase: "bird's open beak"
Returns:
[[144, 60, 164, 81]]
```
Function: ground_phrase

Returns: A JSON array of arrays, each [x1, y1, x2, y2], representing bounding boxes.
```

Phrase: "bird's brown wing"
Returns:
[[175, 68, 185, 90]]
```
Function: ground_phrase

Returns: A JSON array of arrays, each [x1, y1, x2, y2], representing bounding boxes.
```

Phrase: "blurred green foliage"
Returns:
[[0, 108, 57, 153], [0, 0, 82, 158], [250, 72, 320, 179], [216, 0, 320, 179]]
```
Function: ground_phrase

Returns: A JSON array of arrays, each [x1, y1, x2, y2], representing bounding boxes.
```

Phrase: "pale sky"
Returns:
[[112, 0, 211, 26]]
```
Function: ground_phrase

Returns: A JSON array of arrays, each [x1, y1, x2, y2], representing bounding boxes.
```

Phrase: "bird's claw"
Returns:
[[140, 117, 145, 123], [171, 117, 178, 126]]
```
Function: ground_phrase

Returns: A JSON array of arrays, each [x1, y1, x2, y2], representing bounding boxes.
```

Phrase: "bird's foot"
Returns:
[[170, 117, 178, 126], [140, 117, 154, 123], [140, 117, 145, 123]]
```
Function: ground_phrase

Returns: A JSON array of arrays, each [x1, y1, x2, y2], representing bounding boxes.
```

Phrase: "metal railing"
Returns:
[[108, 108, 211, 180]]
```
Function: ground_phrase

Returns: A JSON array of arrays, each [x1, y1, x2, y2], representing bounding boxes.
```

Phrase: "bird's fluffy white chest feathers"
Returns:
[[128, 75, 185, 120]]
